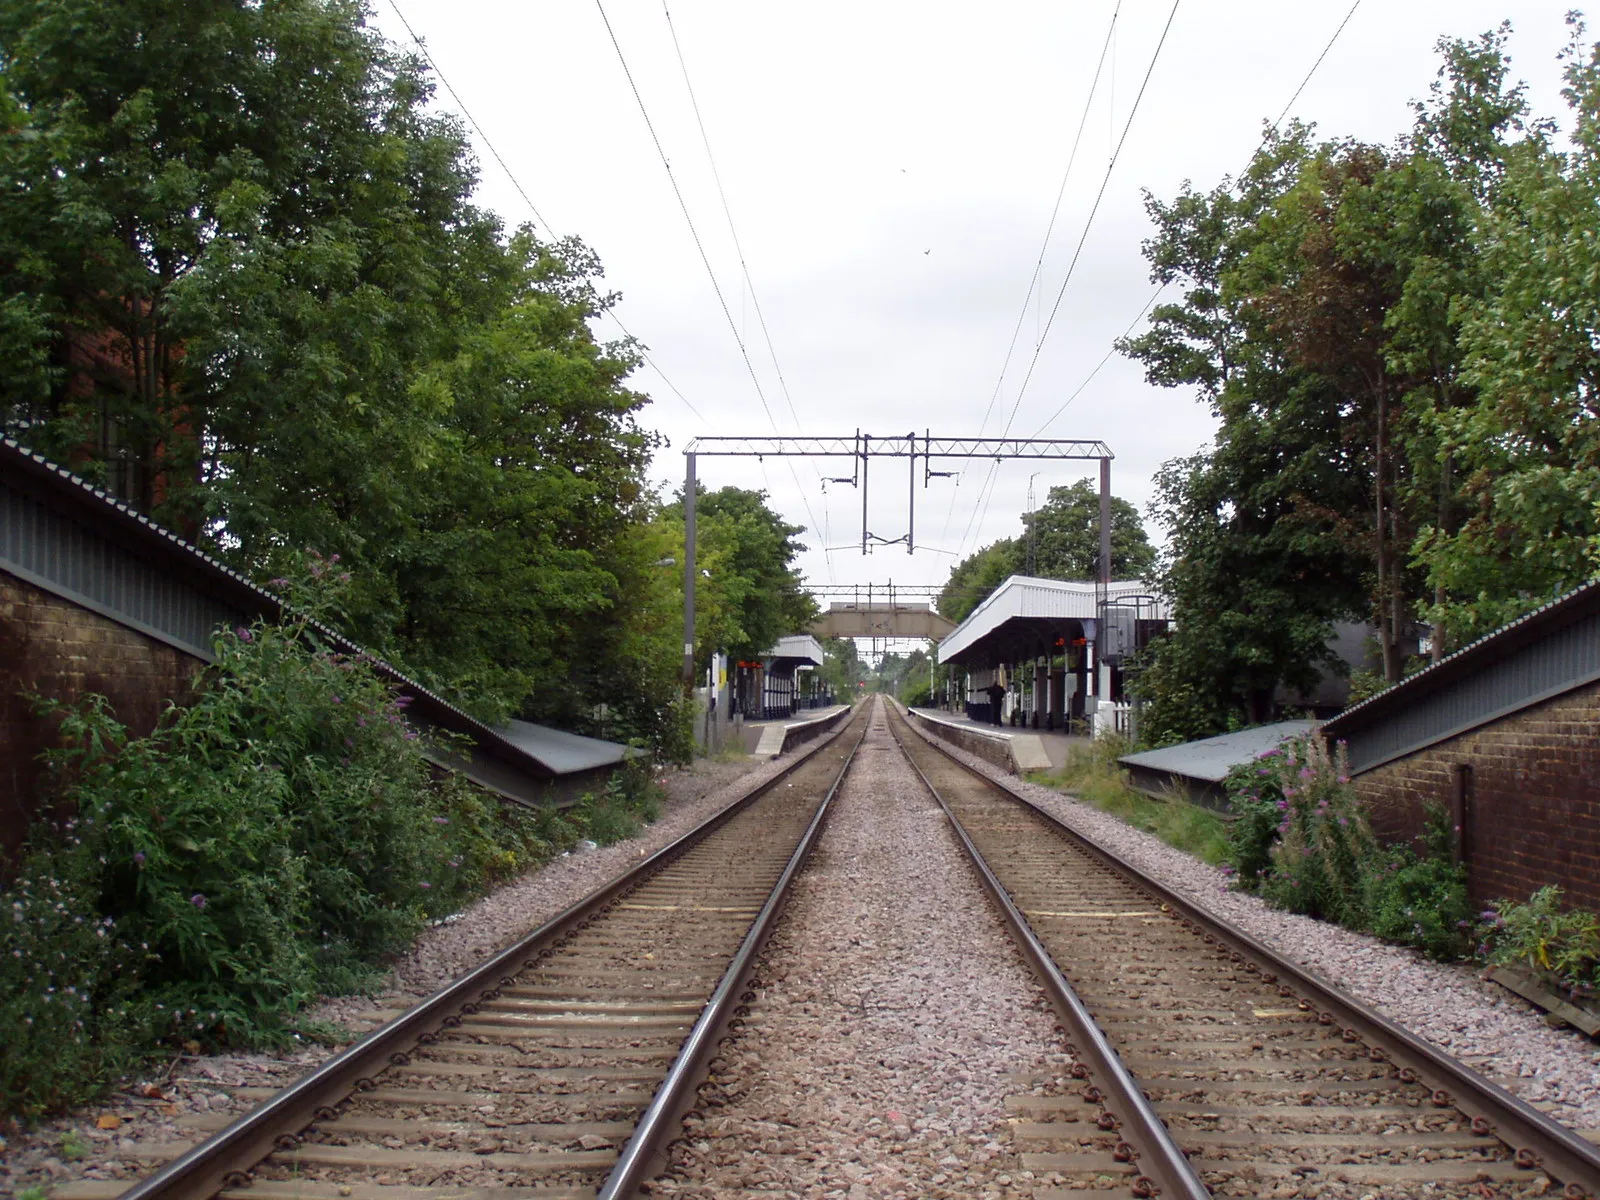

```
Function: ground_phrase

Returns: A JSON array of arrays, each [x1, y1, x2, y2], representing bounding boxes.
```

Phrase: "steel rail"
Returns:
[[895, 702, 1600, 1200], [597, 707, 873, 1198], [115, 704, 864, 1200], [884, 707, 1211, 1200]]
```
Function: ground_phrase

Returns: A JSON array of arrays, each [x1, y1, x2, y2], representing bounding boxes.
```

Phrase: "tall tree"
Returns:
[[665, 484, 817, 666], [0, 0, 667, 740], [1021, 479, 1156, 580]]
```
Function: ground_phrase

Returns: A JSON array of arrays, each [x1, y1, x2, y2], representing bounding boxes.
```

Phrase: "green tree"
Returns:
[[937, 538, 1019, 623], [667, 484, 817, 666], [1021, 479, 1156, 580], [0, 0, 669, 739], [1415, 20, 1600, 643]]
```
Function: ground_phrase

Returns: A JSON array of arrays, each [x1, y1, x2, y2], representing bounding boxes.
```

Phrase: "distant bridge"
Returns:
[[810, 602, 956, 641]]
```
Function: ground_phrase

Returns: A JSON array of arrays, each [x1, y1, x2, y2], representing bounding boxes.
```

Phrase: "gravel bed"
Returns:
[[0, 744, 796, 1198], [913, 720, 1600, 1133], [655, 698, 1066, 1200]]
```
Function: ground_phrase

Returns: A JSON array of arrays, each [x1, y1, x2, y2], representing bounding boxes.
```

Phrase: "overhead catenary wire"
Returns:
[[659, 2, 832, 580], [594, 0, 784, 438], [1030, 0, 1363, 438], [941, 2, 1122, 548], [997, 0, 1183, 440], [383, 0, 555, 237], [382, 0, 708, 427]]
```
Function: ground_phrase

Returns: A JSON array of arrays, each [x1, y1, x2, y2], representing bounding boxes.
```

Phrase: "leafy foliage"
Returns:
[[0, 586, 664, 1120], [1483, 887, 1600, 997], [938, 481, 1155, 623], [1122, 27, 1600, 739], [667, 484, 816, 666], [1221, 736, 1475, 960], [0, 0, 670, 743]]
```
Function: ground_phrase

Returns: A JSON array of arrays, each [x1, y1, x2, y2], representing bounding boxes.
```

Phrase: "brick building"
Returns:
[[1321, 583, 1600, 911], [1, 438, 633, 868]]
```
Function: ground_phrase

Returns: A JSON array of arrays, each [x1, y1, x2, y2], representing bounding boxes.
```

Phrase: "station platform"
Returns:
[[906, 707, 1088, 773], [740, 705, 853, 758]]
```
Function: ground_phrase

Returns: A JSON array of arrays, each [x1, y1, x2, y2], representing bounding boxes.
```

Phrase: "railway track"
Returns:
[[97, 703, 870, 1200], [884, 699, 1600, 1200]]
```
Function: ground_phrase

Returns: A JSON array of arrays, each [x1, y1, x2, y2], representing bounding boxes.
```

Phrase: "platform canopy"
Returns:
[[764, 633, 826, 668], [937, 576, 1169, 666]]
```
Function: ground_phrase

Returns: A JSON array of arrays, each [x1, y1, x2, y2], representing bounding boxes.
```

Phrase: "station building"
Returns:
[[731, 634, 829, 720], [936, 575, 1170, 737]]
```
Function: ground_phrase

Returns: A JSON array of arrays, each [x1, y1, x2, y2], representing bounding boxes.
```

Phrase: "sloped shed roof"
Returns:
[[0, 437, 632, 801], [1320, 578, 1600, 773]]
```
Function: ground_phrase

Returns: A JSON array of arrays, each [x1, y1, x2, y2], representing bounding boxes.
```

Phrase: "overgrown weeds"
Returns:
[[1222, 736, 1475, 959], [0, 565, 664, 1121], [1482, 887, 1600, 999], [1030, 733, 1231, 866]]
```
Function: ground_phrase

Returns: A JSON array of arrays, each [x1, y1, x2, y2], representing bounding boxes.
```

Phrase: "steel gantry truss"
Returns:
[[680, 432, 1115, 689]]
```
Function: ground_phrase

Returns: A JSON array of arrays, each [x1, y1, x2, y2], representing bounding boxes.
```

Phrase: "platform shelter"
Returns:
[[733, 633, 828, 720], [936, 576, 1169, 734]]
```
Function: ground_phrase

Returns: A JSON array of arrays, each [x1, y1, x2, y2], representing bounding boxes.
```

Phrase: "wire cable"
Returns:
[[383, 0, 711, 427], [1027, 0, 1361, 437], [997, 0, 1183, 439], [384, 0, 555, 238], [940, 4, 1120, 550], [659, 3, 832, 579], [594, 0, 784, 437]]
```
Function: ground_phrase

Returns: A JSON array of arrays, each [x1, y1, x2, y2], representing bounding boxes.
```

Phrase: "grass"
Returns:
[[1026, 736, 1231, 866]]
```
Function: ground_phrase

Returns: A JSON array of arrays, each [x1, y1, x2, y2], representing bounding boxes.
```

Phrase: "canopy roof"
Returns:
[[938, 576, 1168, 665], [764, 633, 826, 668]]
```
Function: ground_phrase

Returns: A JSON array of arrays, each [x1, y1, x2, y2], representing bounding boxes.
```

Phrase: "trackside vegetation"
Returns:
[[1028, 735, 1231, 867], [1041, 732, 1600, 1010], [0, 591, 663, 1122], [1117, 24, 1600, 744]]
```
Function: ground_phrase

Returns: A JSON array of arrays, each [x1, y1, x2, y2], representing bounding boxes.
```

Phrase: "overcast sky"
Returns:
[[368, 0, 1577, 607]]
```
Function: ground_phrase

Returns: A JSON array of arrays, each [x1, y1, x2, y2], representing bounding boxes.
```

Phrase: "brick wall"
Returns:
[[0, 570, 204, 866], [1353, 679, 1600, 911]]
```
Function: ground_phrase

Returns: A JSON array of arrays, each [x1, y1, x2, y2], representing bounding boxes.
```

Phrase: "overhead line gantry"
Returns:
[[680, 433, 1115, 689]]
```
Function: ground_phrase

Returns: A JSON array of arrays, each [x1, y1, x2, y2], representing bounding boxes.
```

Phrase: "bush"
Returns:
[[1483, 886, 1600, 997], [1221, 737, 1475, 960], [1364, 808, 1475, 959], [1221, 745, 1296, 889], [0, 565, 651, 1119]]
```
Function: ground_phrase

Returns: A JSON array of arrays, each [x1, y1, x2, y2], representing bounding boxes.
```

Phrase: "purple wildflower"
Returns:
[[433, 817, 450, 825], [394, 695, 413, 709], [418, 881, 431, 890], [133, 852, 146, 865], [235, 627, 253, 643], [190, 893, 207, 910]]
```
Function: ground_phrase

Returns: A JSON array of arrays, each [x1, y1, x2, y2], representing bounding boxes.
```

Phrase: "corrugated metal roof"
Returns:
[[938, 575, 1168, 663], [1321, 578, 1600, 744], [498, 720, 641, 774], [0, 437, 618, 786], [765, 633, 825, 667], [1119, 720, 1315, 784]]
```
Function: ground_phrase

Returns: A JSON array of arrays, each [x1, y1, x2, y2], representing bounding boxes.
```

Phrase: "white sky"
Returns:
[[368, 0, 1577, 605]]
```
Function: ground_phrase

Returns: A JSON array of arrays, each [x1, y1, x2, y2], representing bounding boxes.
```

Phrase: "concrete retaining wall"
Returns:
[[902, 706, 1017, 774], [777, 704, 853, 755]]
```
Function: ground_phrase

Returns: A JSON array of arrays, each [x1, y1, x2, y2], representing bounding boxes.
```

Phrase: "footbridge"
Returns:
[[810, 601, 956, 641]]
